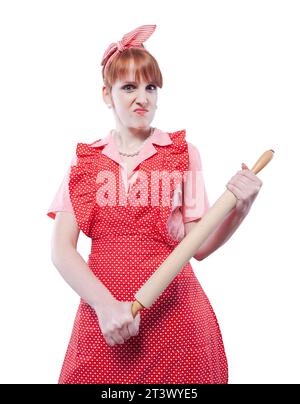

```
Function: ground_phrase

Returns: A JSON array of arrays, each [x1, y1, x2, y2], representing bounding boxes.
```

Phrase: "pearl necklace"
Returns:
[[113, 128, 154, 157]]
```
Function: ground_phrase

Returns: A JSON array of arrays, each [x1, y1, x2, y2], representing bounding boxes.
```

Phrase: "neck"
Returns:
[[113, 126, 153, 150]]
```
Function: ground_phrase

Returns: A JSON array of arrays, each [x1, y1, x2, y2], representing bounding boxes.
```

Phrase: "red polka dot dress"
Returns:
[[47, 128, 228, 384]]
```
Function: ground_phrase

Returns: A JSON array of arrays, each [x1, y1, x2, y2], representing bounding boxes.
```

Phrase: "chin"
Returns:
[[132, 124, 149, 130]]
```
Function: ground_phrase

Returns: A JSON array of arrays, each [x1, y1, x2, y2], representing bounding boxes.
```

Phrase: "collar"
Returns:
[[89, 127, 173, 148], [88, 128, 173, 171]]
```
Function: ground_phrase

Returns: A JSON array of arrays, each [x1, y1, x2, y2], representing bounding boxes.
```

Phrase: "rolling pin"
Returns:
[[131, 149, 274, 318]]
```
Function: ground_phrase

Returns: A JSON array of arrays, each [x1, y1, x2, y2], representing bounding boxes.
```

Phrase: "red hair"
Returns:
[[102, 47, 163, 92]]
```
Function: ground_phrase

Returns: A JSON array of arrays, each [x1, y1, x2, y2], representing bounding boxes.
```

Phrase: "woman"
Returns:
[[47, 24, 263, 384]]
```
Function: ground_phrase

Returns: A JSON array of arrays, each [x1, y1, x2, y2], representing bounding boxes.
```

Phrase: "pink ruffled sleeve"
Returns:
[[47, 155, 77, 220], [182, 142, 210, 223]]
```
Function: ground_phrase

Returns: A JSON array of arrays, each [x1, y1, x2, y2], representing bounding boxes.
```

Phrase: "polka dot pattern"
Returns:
[[57, 130, 228, 384]]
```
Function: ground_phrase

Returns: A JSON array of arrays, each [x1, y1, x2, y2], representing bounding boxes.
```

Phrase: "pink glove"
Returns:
[[94, 299, 141, 347], [226, 163, 263, 214]]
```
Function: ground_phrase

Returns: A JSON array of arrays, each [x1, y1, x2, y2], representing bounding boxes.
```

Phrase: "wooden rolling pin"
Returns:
[[131, 149, 274, 318]]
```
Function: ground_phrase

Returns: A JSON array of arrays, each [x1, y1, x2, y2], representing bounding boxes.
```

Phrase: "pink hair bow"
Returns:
[[101, 24, 156, 74]]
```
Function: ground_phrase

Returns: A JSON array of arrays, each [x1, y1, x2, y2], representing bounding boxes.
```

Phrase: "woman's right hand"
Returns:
[[94, 299, 141, 346]]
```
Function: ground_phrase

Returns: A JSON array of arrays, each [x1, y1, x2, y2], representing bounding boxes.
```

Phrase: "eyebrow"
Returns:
[[123, 81, 153, 85]]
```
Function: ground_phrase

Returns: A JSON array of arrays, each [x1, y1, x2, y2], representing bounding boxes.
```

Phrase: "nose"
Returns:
[[136, 89, 149, 106]]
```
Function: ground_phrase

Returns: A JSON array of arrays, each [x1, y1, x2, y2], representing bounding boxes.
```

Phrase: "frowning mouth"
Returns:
[[134, 109, 148, 115]]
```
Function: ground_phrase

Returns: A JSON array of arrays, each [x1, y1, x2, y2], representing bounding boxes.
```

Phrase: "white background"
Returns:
[[0, 0, 299, 384]]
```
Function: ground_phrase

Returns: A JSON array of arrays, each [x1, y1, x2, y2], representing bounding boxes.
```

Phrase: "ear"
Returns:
[[102, 85, 112, 106]]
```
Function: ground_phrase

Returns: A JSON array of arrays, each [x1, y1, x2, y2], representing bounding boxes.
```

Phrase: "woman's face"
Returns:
[[103, 67, 158, 131]]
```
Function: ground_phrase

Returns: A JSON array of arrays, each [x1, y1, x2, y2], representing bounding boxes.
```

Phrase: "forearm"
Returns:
[[194, 206, 247, 261], [51, 246, 116, 309]]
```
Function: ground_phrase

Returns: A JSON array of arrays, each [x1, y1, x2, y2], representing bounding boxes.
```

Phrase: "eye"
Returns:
[[122, 84, 134, 91], [122, 84, 157, 91]]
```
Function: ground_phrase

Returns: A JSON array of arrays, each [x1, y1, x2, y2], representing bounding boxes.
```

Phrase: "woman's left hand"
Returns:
[[226, 163, 263, 215]]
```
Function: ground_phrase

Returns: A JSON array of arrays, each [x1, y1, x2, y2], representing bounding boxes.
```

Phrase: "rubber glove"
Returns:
[[94, 299, 141, 347], [226, 163, 263, 215]]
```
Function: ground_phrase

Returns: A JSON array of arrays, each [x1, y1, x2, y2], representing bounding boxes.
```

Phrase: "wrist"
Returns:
[[234, 204, 248, 219], [91, 293, 117, 311]]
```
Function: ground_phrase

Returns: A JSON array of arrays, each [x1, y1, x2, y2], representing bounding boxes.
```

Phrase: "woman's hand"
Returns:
[[226, 163, 263, 215], [94, 299, 141, 347]]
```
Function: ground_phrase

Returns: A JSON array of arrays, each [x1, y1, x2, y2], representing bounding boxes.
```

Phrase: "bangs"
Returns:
[[102, 48, 163, 89]]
